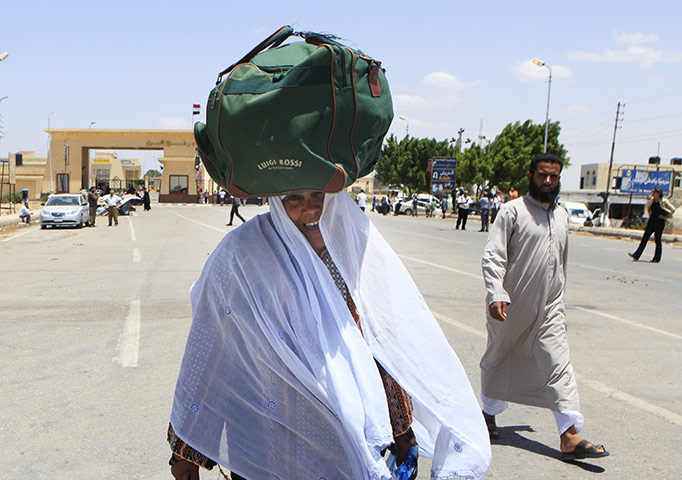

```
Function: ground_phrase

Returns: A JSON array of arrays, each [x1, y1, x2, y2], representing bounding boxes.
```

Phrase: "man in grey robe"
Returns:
[[479, 153, 608, 461]]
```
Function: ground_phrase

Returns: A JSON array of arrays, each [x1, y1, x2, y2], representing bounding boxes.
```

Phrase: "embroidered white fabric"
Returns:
[[170, 192, 491, 480]]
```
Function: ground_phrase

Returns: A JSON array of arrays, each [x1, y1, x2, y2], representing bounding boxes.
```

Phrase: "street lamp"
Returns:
[[89, 121, 96, 128], [48, 112, 55, 192], [398, 116, 409, 138], [0, 52, 8, 62], [0, 96, 7, 158], [533, 58, 552, 153]]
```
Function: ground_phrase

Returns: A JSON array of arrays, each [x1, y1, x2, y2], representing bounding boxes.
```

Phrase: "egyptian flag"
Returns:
[[193, 104, 201, 115]]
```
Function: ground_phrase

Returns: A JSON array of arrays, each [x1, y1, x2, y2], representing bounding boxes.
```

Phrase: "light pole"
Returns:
[[533, 58, 552, 153], [0, 96, 7, 158], [89, 121, 96, 128], [398, 116, 409, 138], [0, 52, 8, 62], [48, 112, 54, 192]]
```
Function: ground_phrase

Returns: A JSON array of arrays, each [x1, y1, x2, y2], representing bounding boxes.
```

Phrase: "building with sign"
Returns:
[[557, 160, 682, 222], [89, 152, 142, 191]]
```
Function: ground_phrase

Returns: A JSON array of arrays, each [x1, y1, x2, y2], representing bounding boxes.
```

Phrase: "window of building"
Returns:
[[56, 173, 69, 193], [592, 170, 597, 186], [169, 175, 189, 194]]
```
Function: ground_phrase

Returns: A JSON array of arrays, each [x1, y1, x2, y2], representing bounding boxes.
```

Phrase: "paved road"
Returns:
[[1, 204, 680, 479]]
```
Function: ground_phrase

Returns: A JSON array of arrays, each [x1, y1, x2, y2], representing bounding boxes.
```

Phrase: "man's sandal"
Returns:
[[483, 412, 499, 440], [560, 439, 609, 461]]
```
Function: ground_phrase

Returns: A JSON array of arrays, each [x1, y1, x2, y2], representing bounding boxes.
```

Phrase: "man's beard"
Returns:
[[529, 180, 561, 204]]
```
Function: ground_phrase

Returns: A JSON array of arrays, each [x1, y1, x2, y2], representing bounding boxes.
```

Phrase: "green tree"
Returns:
[[144, 169, 162, 178], [376, 134, 457, 195], [457, 120, 569, 195]]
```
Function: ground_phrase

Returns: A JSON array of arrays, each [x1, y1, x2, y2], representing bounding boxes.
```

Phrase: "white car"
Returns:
[[561, 201, 592, 226], [40, 194, 90, 229]]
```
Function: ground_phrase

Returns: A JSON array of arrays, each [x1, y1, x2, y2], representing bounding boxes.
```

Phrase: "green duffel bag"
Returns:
[[194, 25, 393, 197]]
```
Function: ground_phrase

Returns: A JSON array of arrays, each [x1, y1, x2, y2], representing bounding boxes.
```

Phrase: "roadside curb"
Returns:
[[569, 224, 681, 243]]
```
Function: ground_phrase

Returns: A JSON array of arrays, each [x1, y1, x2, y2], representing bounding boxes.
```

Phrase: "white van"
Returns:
[[561, 201, 592, 226]]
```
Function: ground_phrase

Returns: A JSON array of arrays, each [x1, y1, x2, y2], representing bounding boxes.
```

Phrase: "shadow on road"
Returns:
[[493, 425, 606, 473]]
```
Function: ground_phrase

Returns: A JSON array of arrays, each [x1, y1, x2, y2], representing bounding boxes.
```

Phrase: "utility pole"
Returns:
[[604, 101, 624, 226]]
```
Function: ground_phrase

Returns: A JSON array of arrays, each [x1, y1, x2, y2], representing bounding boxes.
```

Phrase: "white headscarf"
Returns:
[[171, 192, 490, 480]]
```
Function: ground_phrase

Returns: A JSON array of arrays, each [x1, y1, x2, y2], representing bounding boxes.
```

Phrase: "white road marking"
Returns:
[[399, 255, 482, 279], [434, 310, 682, 427], [433, 312, 486, 339], [1, 228, 34, 242], [132, 248, 141, 263], [572, 306, 682, 341], [127, 216, 136, 241], [170, 210, 228, 234], [113, 298, 141, 368], [579, 377, 682, 427], [401, 255, 680, 340]]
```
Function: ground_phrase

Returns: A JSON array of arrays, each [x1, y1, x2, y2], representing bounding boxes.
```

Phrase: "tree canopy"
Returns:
[[144, 169, 162, 178], [375, 135, 457, 195], [376, 120, 569, 196], [459, 120, 569, 195]]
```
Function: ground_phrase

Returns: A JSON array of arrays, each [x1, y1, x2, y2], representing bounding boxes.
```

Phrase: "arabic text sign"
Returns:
[[430, 157, 457, 194], [620, 169, 672, 195]]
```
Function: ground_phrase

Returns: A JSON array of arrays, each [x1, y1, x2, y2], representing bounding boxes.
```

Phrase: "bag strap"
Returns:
[[215, 25, 294, 85]]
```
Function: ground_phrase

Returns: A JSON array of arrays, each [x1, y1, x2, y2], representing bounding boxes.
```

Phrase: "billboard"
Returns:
[[430, 156, 457, 194], [620, 169, 673, 196]]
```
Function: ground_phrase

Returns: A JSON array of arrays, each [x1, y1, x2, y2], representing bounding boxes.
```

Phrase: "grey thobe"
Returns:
[[480, 195, 580, 413]]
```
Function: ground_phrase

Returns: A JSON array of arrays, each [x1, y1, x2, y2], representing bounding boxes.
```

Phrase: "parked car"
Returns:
[[401, 195, 441, 215], [40, 194, 90, 229], [560, 201, 592, 226], [118, 195, 143, 215], [96, 194, 143, 216]]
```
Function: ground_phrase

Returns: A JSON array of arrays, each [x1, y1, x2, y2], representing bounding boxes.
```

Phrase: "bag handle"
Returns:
[[216, 25, 294, 85]]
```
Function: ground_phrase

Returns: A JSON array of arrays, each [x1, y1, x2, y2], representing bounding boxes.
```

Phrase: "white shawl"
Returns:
[[170, 192, 490, 479]]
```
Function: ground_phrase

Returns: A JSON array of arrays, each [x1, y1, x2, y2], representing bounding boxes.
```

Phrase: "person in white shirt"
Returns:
[[19, 201, 32, 224], [356, 189, 367, 212], [102, 189, 122, 226]]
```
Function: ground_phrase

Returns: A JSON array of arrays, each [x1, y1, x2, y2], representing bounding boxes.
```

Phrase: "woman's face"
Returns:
[[653, 189, 662, 200], [282, 192, 326, 254]]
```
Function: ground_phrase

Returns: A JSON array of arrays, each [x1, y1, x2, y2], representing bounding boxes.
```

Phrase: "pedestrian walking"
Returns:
[[226, 196, 246, 226], [478, 192, 490, 232], [411, 194, 418, 217], [87, 187, 99, 226], [218, 189, 227, 205], [168, 191, 490, 480], [441, 194, 448, 219], [102, 188, 122, 226], [142, 188, 151, 211], [456, 190, 472, 230], [629, 186, 676, 263], [480, 153, 609, 461], [356, 189, 367, 212], [490, 191, 501, 223]]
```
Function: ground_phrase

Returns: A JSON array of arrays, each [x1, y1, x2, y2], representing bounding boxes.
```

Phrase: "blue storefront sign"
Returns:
[[430, 157, 457, 194], [620, 169, 673, 195]]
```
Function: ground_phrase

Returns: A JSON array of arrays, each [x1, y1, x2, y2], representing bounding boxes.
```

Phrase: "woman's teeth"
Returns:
[[304, 221, 319, 227]]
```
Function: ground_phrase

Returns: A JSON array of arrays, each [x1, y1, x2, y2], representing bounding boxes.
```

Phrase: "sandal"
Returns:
[[483, 411, 499, 440], [560, 439, 609, 461], [386, 445, 418, 480]]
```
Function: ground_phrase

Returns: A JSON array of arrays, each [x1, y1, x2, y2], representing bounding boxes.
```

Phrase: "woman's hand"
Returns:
[[170, 455, 200, 480]]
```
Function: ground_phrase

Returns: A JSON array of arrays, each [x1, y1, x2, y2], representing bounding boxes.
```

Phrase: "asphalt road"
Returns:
[[1, 204, 680, 479]]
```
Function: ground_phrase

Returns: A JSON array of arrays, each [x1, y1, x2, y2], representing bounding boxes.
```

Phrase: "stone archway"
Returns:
[[45, 129, 200, 203]]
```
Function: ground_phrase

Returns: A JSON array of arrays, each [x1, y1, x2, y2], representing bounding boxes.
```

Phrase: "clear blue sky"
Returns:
[[1, 0, 681, 189]]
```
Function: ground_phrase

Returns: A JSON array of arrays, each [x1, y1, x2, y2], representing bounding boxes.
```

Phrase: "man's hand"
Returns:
[[489, 302, 509, 322], [170, 455, 200, 480]]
